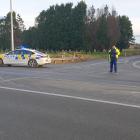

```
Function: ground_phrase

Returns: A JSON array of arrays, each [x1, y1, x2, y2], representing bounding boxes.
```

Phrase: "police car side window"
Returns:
[[21, 50, 25, 55], [7, 51, 14, 55], [14, 50, 22, 55], [23, 50, 34, 55]]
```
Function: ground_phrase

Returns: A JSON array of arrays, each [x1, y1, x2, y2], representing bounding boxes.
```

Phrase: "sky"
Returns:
[[0, 0, 140, 37]]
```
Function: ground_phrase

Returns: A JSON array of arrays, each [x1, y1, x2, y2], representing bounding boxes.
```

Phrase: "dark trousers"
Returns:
[[110, 60, 117, 72]]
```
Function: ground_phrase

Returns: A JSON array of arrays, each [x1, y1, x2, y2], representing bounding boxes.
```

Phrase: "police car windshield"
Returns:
[[34, 50, 45, 55]]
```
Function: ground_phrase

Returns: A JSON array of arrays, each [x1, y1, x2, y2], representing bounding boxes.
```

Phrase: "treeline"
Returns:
[[0, 1, 134, 51], [0, 12, 25, 50]]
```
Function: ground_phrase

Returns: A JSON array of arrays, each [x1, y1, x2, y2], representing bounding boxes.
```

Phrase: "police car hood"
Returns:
[[34, 51, 48, 57]]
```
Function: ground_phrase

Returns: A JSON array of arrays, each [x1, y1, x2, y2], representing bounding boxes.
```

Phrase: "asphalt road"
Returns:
[[0, 56, 140, 140]]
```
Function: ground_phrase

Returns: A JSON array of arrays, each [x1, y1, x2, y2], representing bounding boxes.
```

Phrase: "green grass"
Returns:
[[121, 49, 140, 56], [48, 51, 108, 60], [48, 49, 140, 60], [48, 51, 98, 59]]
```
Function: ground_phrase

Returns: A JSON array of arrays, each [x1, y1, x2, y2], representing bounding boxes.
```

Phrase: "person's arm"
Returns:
[[116, 48, 120, 56], [116, 48, 120, 59], [108, 50, 111, 62]]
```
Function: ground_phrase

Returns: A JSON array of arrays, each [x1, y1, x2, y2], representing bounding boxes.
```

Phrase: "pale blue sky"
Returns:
[[0, 0, 140, 35]]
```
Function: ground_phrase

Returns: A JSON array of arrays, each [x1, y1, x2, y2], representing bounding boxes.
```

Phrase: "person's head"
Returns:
[[112, 45, 116, 49], [111, 41, 116, 47]]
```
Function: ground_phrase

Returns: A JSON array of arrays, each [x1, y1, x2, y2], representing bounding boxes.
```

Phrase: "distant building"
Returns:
[[129, 44, 140, 49]]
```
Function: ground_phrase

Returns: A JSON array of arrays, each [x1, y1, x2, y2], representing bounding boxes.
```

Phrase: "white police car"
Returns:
[[0, 48, 51, 67]]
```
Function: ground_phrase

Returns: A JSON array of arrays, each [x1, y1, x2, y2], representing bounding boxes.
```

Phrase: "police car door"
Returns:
[[20, 50, 32, 65]]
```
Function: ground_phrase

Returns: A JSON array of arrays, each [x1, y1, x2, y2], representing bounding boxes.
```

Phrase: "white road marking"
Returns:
[[132, 61, 140, 69], [0, 86, 140, 109]]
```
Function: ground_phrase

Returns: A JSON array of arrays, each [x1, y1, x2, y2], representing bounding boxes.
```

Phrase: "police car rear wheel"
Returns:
[[28, 59, 38, 68], [0, 59, 3, 66]]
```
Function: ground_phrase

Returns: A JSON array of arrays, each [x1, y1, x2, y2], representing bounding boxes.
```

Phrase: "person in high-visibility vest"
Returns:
[[108, 45, 120, 73]]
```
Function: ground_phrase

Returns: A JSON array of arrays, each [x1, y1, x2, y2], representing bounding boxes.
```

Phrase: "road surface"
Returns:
[[0, 56, 140, 140]]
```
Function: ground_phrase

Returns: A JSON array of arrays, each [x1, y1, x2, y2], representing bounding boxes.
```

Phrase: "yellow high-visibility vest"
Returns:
[[108, 47, 120, 61], [115, 47, 120, 59]]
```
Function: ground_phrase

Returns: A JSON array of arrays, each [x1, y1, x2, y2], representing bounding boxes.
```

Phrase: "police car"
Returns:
[[0, 47, 51, 67]]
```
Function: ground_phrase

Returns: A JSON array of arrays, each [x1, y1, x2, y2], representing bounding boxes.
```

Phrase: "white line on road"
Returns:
[[132, 61, 140, 69], [0, 86, 140, 109]]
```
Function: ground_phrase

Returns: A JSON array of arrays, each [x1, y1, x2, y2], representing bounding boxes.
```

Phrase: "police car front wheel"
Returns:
[[28, 59, 38, 68]]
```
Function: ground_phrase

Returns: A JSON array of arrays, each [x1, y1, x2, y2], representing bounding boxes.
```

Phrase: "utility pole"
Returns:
[[10, 0, 14, 51]]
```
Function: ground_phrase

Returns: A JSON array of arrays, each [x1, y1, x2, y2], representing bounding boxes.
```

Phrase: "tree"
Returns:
[[21, 2, 134, 52], [117, 16, 134, 51], [96, 15, 109, 51], [0, 17, 10, 50], [23, 1, 87, 51], [0, 12, 25, 50], [85, 6, 97, 51], [71, 1, 87, 50], [17, 14, 26, 31], [86, 5, 121, 51], [107, 15, 120, 49], [87, 5, 95, 23], [34, 3, 74, 50]]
